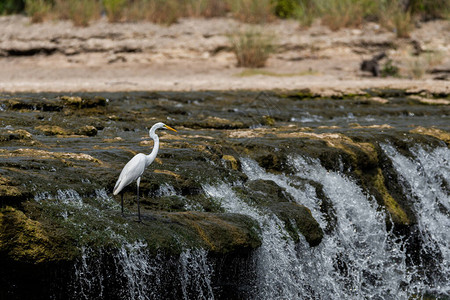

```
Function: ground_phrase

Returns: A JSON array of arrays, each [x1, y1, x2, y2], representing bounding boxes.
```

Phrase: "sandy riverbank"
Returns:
[[0, 15, 448, 95]]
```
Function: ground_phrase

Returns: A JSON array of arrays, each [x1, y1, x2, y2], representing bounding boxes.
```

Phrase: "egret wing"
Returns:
[[113, 154, 147, 195]]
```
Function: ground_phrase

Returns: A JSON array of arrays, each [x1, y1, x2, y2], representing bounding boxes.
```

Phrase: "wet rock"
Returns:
[[0, 206, 72, 263], [222, 155, 240, 171], [35, 125, 71, 136], [255, 153, 284, 172], [61, 95, 107, 109], [234, 179, 323, 246], [0, 129, 33, 141], [369, 168, 411, 226], [3, 99, 63, 112], [269, 202, 323, 247], [410, 126, 450, 145], [189, 116, 245, 129], [0, 176, 23, 204], [166, 211, 261, 253], [0, 91, 449, 276], [75, 125, 98, 137], [246, 179, 295, 204]]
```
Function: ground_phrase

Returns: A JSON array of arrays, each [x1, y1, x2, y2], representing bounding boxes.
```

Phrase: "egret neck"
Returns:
[[146, 128, 160, 167]]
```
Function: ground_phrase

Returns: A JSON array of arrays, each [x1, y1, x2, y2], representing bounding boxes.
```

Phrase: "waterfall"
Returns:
[[382, 144, 450, 296], [72, 242, 215, 300], [203, 183, 308, 299], [35, 188, 215, 300], [202, 152, 448, 299], [30, 146, 449, 299]]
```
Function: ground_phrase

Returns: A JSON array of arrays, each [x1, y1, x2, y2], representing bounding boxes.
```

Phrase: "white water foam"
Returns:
[[204, 182, 313, 299], [73, 242, 215, 300], [205, 157, 416, 299], [382, 144, 450, 296]]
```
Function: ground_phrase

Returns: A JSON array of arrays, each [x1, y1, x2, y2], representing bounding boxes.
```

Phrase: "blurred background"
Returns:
[[1, 0, 448, 27], [0, 0, 449, 92]]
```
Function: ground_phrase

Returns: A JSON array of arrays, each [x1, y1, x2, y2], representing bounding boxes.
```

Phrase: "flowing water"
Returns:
[[2, 91, 449, 299], [41, 144, 449, 299]]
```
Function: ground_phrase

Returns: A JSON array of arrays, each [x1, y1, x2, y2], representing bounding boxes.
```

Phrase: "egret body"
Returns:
[[113, 122, 177, 221]]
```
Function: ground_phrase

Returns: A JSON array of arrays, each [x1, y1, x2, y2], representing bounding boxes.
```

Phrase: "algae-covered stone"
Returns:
[[165, 211, 261, 253], [61, 95, 107, 108], [247, 179, 294, 204], [222, 155, 240, 170], [0, 129, 33, 141], [76, 125, 98, 137], [35, 125, 71, 136], [269, 202, 323, 247], [0, 207, 67, 263], [410, 127, 450, 144], [0, 176, 23, 203], [372, 168, 410, 226]]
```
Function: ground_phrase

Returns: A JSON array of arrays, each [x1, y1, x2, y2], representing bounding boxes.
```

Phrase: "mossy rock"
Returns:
[[269, 202, 323, 247], [0, 129, 33, 142], [61, 95, 107, 109], [75, 125, 98, 137], [222, 155, 240, 171], [35, 125, 71, 136], [0, 175, 25, 206], [164, 211, 261, 254], [248, 179, 294, 204], [0, 206, 75, 263]]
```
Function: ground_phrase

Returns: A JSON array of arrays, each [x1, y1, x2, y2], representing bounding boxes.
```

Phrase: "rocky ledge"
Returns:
[[0, 90, 448, 298]]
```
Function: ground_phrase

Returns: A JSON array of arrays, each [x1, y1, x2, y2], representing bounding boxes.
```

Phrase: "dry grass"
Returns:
[[25, 0, 51, 23], [227, 0, 275, 23], [103, 0, 127, 22], [406, 51, 445, 79], [184, 0, 229, 18], [229, 27, 276, 68], [21, 0, 445, 33], [407, 57, 427, 79], [124, 0, 179, 24], [54, 0, 101, 26], [320, 0, 365, 30], [377, 0, 414, 38], [393, 10, 413, 38]]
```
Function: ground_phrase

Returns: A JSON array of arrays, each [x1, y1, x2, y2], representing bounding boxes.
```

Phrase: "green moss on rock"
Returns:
[[372, 168, 410, 226], [0, 206, 71, 263], [269, 202, 323, 247]]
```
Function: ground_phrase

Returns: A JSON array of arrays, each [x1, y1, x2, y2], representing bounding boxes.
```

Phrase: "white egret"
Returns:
[[113, 122, 177, 222]]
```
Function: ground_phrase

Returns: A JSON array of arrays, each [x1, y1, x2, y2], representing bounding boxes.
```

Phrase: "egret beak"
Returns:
[[164, 125, 177, 132]]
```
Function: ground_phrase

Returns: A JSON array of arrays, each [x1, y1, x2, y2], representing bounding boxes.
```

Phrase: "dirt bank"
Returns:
[[0, 15, 449, 95]]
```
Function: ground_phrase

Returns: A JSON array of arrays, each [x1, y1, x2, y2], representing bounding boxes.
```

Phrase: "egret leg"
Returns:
[[121, 193, 124, 216], [137, 177, 141, 222]]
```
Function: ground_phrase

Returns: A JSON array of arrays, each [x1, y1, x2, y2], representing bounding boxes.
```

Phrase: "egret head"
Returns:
[[150, 122, 177, 135]]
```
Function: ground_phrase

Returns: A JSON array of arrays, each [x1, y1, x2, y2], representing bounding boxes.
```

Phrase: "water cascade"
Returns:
[[1, 91, 449, 299]]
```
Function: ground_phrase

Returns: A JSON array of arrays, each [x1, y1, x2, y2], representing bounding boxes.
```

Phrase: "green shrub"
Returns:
[[229, 27, 276, 68], [273, 0, 300, 18], [0, 0, 25, 14], [381, 59, 400, 77], [408, 0, 450, 20]]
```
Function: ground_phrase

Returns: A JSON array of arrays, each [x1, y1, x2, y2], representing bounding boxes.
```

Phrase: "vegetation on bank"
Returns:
[[0, 0, 448, 29], [0, 0, 448, 69]]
